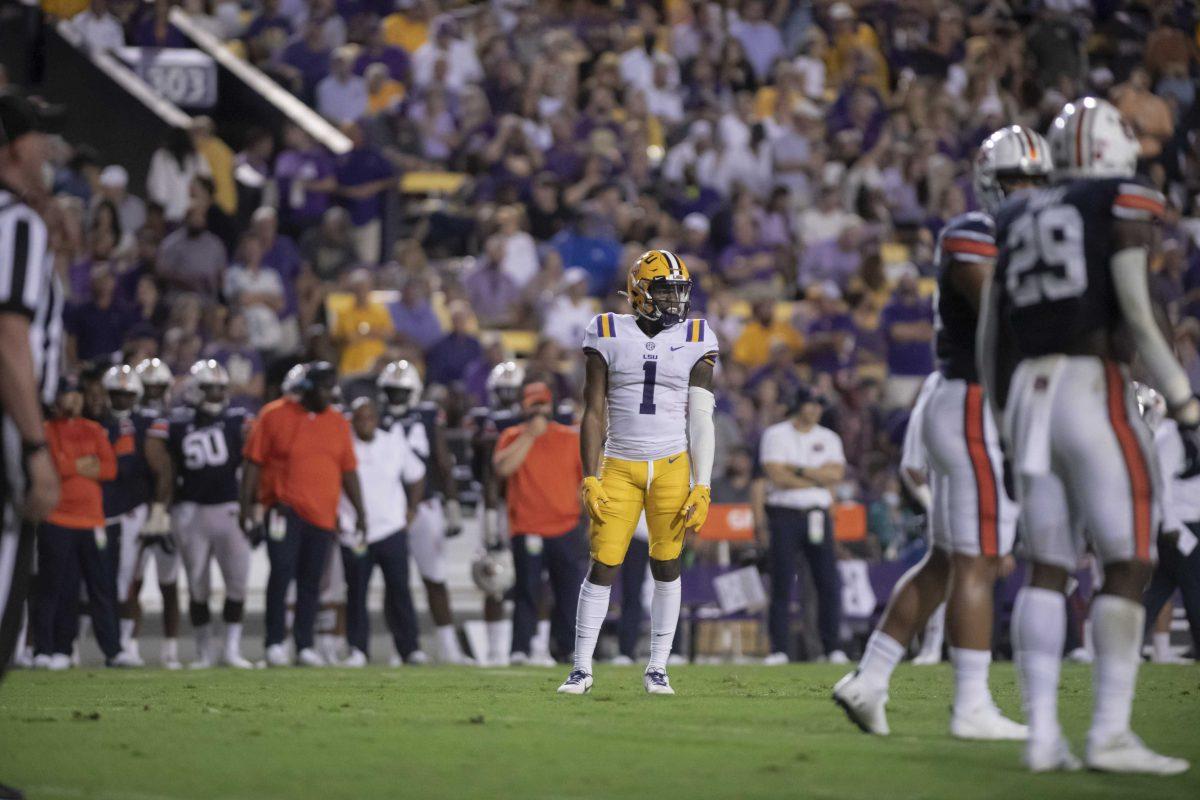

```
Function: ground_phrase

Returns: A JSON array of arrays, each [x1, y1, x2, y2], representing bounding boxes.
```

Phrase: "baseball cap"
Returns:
[[522, 382, 552, 409], [56, 373, 82, 396], [791, 385, 822, 411], [0, 91, 64, 147], [562, 267, 589, 288]]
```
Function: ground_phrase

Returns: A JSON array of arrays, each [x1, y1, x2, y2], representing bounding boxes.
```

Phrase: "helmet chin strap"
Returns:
[[111, 407, 132, 420]]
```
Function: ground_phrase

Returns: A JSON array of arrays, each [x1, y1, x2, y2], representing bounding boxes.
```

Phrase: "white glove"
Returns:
[[142, 503, 171, 536]]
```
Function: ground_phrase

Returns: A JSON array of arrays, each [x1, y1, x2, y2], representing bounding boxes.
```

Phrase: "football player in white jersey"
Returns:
[[558, 249, 718, 695]]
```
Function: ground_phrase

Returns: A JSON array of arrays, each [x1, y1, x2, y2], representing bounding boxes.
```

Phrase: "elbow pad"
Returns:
[[687, 385, 716, 487]]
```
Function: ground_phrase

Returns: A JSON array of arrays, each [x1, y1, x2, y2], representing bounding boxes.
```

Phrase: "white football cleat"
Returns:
[[557, 669, 593, 694], [911, 650, 942, 666], [162, 659, 183, 670], [1086, 731, 1190, 776], [341, 649, 368, 668], [49, 654, 72, 671], [950, 704, 1029, 741], [407, 650, 431, 665], [189, 654, 215, 670], [32, 654, 53, 670], [265, 644, 290, 667], [509, 652, 529, 666], [827, 650, 850, 665], [296, 648, 327, 667], [832, 671, 890, 735], [222, 651, 256, 669], [1065, 647, 1093, 664], [763, 652, 789, 666], [109, 650, 144, 668], [1024, 738, 1083, 773], [609, 654, 634, 666], [644, 669, 675, 695], [13, 648, 33, 669]]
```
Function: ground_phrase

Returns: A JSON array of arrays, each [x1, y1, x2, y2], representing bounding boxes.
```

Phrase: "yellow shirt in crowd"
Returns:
[[333, 302, 394, 376]]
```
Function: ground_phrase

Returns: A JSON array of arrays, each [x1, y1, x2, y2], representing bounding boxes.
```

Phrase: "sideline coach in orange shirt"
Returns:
[[241, 362, 367, 667], [493, 382, 585, 662]]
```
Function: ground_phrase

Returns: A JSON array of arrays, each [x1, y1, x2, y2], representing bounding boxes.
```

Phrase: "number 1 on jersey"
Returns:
[[639, 361, 657, 415]]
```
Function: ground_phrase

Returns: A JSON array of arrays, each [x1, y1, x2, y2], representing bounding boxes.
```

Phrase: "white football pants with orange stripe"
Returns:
[[1004, 356, 1159, 569], [923, 377, 1018, 557]]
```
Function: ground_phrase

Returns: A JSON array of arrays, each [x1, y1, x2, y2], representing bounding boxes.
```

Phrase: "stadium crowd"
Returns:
[[12, 0, 1200, 665]]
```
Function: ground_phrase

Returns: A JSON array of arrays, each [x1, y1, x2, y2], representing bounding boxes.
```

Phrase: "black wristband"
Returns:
[[21, 441, 47, 460]]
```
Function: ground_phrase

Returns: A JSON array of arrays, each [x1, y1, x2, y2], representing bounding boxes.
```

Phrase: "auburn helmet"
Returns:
[[1047, 96, 1139, 181], [486, 361, 525, 409], [973, 125, 1052, 214], [626, 249, 692, 327], [102, 364, 143, 419], [377, 359, 423, 413], [187, 359, 230, 415], [135, 357, 172, 406]]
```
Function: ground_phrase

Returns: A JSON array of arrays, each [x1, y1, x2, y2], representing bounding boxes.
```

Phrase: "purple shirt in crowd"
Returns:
[[275, 147, 335, 227], [426, 332, 483, 386], [260, 234, 302, 318], [353, 47, 410, 82], [880, 296, 935, 376], [391, 300, 443, 351], [335, 147, 396, 226], [806, 312, 857, 374], [281, 41, 333, 98], [798, 239, 862, 290]]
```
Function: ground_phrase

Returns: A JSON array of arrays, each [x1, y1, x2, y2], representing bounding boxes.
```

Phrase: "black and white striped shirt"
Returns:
[[0, 188, 63, 407]]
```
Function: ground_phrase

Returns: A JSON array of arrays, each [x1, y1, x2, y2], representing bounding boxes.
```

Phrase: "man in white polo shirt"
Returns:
[[759, 386, 847, 664], [338, 396, 426, 667]]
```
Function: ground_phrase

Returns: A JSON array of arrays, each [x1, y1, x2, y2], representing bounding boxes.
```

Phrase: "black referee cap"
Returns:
[[0, 91, 64, 147]]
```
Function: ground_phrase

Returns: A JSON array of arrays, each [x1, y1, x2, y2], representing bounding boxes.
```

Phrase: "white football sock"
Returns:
[[858, 630, 905, 689], [919, 604, 945, 658], [194, 623, 212, 662], [572, 580, 611, 674], [119, 618, 135, 649], [225, 623, 243, 658], [486, 621, 508, 664], [1090, 594, 1144, 743], [532, 620, 552, 658], [647, 578, 681, 673], [1152, 630, 1172, 661], [437, 624, 463, 661], [950, 647, 993, 714], [1013, 587, 1066, 745], [161, 638, 178, 664]]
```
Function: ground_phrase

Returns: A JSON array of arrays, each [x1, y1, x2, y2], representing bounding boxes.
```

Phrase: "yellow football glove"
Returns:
[[582, 476, 609, 524], [680, 485, 711, 531]]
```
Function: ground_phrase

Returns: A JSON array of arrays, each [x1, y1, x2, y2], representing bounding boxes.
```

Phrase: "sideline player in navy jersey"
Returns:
[[145, 360, 254, 668], [376, 360, 469, 664], [100, 365, 179, 669], [982, 97, 1191, 775], [467, 361, 526, 666], [836, 127, 1049, 740]]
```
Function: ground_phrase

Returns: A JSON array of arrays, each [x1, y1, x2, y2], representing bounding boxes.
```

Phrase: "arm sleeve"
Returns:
[[821, 431, 846, 466], [687, 385, 715, 486], [976, 274, 1002, 418], [1110, 246, 1193, 411], [758, 426, 785, 465], [147, 418, 170, 440]]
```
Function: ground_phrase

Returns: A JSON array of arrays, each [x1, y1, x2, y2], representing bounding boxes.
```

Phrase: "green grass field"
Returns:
[[1, 664, 1197, 800]]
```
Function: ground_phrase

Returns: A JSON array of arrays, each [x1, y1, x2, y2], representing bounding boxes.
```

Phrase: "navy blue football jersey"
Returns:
[[383, 401, 451, 497], [934, 211, 996, 382], [102, 413, 154, 517], [991, 178, 1166, 404], [150, 407, 252, 505]]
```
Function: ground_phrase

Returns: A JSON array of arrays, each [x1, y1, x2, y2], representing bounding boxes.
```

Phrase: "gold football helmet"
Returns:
[[625, 249, 692, 327]]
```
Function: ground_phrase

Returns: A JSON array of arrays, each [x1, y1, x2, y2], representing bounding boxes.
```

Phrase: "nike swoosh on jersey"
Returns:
[[668, 456, 680, 464], [670, 345, 685, 351]]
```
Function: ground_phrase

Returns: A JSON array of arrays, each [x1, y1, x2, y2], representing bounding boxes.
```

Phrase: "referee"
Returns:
[[0, 92, 65, 800], [759, 386, 847, 664]]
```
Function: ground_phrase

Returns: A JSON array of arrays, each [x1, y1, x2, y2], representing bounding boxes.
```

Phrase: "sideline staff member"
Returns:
[[759, 386, 846, 664], [242, 362, 366, 667], [338, 396, 426, 666], [493, 382, 585, 663], [34, 376, 124, 667]]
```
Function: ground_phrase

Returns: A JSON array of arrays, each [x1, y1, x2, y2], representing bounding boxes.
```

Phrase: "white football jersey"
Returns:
[[582, 313, 719, 461]]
